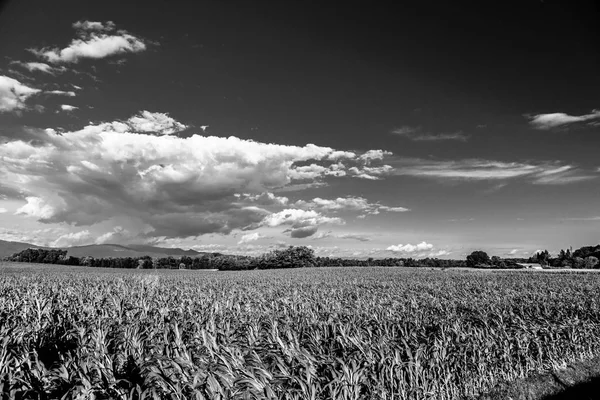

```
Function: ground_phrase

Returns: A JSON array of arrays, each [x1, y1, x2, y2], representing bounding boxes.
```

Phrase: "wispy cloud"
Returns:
[[561, 216, 600, 221], [392, 158, 598, 184], [29, 20, 148, 64], [294, 196, 409, 216], [47, 90, 76, 97], [10, 61, 67, 75], [526, 109, 600, 130], [392, 126, 469, 141], [312, 231, 372, 241]]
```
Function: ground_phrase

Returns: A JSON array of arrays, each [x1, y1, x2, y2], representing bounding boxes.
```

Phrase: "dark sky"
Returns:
[[0, 0, 599, 257]]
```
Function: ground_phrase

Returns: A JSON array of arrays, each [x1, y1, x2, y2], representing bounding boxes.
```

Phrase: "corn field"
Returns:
[[1, 263, 600, 399]]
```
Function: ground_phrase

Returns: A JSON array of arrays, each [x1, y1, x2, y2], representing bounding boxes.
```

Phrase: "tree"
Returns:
[[466, 251, 491, 268], [572, 257, 585, 269], [585, 256, 599, 269], [535, 250, 550, 266]]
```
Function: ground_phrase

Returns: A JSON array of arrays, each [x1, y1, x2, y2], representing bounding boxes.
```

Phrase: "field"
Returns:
[[1, 263, 600, 399]]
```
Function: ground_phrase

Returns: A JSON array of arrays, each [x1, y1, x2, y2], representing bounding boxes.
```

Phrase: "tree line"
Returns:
[[529, 245, 600, 269], [5, 244, 600, 270], [4, 246, 471, 270]]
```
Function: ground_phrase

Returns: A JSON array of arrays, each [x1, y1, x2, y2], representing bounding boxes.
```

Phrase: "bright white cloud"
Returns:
[[237, 232, 268, 244], [0, 113, 388, 240], [60, 104, 78, 111], [387, 241, 433, 253], [0, 75, 41, 112], [16, 196, 57, 219], [51, 230, 92, 247], [358, 149, 392, 164], [386, 242, 450, 258], [31, 20, 147, 63], [0, 208, 7, 213], [527, 110, 600, 130], [47, 90, 76, 97], [260, 209, 343, 238], [125, 110, 187, 135]]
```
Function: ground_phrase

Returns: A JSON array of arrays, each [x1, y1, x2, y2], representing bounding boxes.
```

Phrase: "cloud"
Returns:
[[527, 110, 600, 130], [392, 158, 597, 184], [387, 241, 433, 253], [561, 216, 600, 221], [72, 20, 116, 32], [60, 104, 78, 112], [294, 196, 409, 215], [47, 90, 76, 97], [0, 208, 7, 213], [51, 230, 92, 247], [358, 149, 392, 164], [236, 192, 289, 207], [89, 110, 188, 135], [237, 232, 268, 244], [312, 231, 372, 241], [386, 241, 450, 258], [260, 209, 343, 238], [30, 20, 147, 63], [1, 112, 383, 240], [0, 75, 41, 112], [392, 126, 469, 141], [125, 110, 187, 135], [11, 61, 67, 75]]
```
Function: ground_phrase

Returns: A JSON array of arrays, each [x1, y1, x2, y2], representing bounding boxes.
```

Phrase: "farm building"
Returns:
[[516, 263, 543, 270]]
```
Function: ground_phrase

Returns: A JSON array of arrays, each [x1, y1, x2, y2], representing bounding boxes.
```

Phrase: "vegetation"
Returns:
[[1, 265, 600, 399], [530, 245, 600, 269], [4, 246, 470, 270]]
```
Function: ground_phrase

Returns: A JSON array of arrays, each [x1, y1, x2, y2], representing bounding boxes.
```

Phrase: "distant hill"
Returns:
[[0, 239, 205, 259], [0, 240, 42, 258]]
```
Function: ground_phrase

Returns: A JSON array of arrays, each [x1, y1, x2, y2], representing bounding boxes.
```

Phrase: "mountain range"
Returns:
[[0, 240, 206, 259]]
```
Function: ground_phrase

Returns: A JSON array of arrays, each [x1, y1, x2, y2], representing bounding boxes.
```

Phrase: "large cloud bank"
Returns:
[[0, 111, 394, 239]]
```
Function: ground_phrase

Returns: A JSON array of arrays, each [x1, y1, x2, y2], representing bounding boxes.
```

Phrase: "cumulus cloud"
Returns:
[[1, 113, 387, 240], [30, 20, 147, 63], [392, 158, 597, 184], [387, 241, 433, 253], [386, 241, 450, 258], [72, 20, 116, 32], [237, 232, 268, 244], [236, 192, 289, 206], [358, 149, 392, 164], [60, 104, 78, 112], [260, 209, 343, 238], [125, 111, 187, 135], [0, 207, 7, 213], [0, 75, 41, 112], [392, 126, 469, 141], [527, 110, 600, 130]]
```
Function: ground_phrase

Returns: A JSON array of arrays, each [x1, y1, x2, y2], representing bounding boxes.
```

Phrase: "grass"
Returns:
[[1, 262, 600, 399]]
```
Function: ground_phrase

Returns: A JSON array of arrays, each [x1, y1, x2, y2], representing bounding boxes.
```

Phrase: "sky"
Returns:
[[0, 0, 599, 259]]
